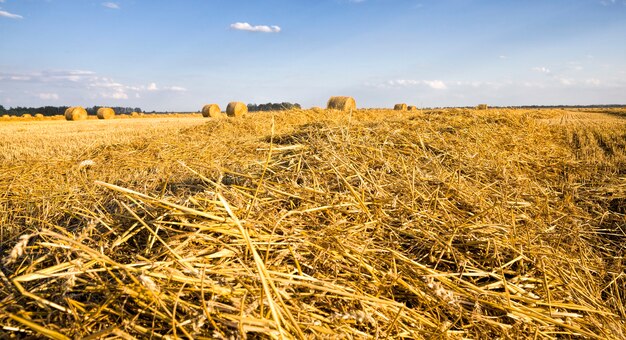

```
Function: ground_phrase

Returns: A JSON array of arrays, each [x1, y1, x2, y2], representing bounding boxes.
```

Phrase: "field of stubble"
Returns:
[[0, 108, 624, 339]]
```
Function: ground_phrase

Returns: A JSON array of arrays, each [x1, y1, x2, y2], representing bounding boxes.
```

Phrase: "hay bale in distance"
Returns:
[[226, 102, 248, 117], [65, 107, 88, 121], [130, 112, 140, 117], [394, 103, 408, 111], [202, 104, 224, 118], [407, 106, 417, 111], [327, 96, 356, 111], [21, 113, 33, 118], [477, 104, 488, 110], [34, 113, 44, 118], [97, 107, 116, 120]]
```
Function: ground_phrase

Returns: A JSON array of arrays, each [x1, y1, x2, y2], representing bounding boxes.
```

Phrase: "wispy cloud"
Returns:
[[532, 66, 551, 74], [101, 2, 120, 10], [230, 22, 281, 33], [38, 93, 59, 100], [0, 10, 23, 19], [1, 70, 187, 101], [381, 79, 448, 90], [164, 86, 187, 92]]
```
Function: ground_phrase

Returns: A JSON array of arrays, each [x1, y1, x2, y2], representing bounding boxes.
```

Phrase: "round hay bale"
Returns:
[[97, 107, 116, 119], [21, 113, 33, 118], [226, 102, 248, 117], [1, 114, 9, 119], [130, 111, 140, 117], [327, 96, 356, 111], [394, 103, 408, 111], [65, 106, 88, 121], [34, 113, 44, 119], [202, 104, 224, 118], [311, 106, 324, 113], [476, 104, 488, 110], [407, 106, 417, 111]]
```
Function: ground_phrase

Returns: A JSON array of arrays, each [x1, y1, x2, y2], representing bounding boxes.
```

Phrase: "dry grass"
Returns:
[[0, 108, 624, 339], [0, 117, 207, 162]]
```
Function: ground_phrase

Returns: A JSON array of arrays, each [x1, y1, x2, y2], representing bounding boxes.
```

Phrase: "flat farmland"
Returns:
[[0, 108, 624, 338]]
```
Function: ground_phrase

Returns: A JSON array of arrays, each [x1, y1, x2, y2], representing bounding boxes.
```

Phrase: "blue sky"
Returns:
[[1, 0, 625, 111]]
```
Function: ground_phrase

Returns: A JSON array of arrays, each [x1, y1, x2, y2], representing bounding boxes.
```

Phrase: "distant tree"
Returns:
[[0, 105, 6, 114], [247, 102, 301, 112]]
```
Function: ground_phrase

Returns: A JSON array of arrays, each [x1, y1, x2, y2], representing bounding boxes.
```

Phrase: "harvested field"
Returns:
[[0, 108, 624, 339]]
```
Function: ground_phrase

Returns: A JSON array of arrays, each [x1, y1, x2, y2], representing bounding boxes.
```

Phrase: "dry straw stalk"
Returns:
[[0, 107, 624, 338]]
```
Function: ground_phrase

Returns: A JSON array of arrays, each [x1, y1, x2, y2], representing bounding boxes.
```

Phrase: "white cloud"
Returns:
[[383, 79, 448, 90], [424, 80, 447, 90], [532, 66, 551, 74], [101, 90, 128, 99], [0, 10, 23, 19], [39, 93, 59, 100], [147, 82, 158, 91], [164, 86, 187, 92], [101, 2, 120, 9], [230, 22, 281, 33]]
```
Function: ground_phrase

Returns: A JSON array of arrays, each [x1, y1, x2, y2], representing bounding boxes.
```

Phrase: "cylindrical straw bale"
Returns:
[[65, 107, 88, 121], [394, 103, 408, 111], [226, 102, 248, 117], [407, 106, 417, 111], [326, 96, 356, 111], [97, 107, 116, 119], [202, 104, 225, 118]]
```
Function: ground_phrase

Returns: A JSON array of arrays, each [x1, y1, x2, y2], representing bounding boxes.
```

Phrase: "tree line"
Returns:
[[247, 102, 301, 112], [0, 105, 143, 116]]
